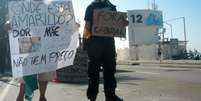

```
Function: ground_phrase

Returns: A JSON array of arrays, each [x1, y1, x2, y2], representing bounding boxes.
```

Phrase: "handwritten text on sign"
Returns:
[[8, 0, 78, 78], [92, 10, 127, 38]]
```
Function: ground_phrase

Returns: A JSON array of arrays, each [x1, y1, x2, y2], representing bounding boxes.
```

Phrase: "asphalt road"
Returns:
[[0, 64, 201, 101]]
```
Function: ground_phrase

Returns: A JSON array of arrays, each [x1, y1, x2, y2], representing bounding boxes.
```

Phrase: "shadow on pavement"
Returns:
[[164, 69, 192, 72], [53, 69, 142, 87], [119, 82, 139, 86], [116, 75, 145, 82], [116, 69, 134, 73]]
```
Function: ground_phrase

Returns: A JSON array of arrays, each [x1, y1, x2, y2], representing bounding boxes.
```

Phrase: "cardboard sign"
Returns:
[[8, 0, 78, 78], [92, 10, 127, 38]]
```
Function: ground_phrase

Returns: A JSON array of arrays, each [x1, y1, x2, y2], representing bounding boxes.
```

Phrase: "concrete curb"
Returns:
[[117, 60, 201, 69]]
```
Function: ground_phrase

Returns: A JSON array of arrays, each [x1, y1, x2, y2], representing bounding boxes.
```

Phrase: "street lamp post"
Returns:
[[164, 22, 173, 39], [165, 17, 187, 50], [164, 17, 188, 59], [182, 17, 187, 51]]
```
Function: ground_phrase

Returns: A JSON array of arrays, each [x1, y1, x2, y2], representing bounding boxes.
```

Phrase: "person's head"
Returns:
[[93, 0, 114, 6], [94, 0, 111, 3], [94, 0, 109, 2]]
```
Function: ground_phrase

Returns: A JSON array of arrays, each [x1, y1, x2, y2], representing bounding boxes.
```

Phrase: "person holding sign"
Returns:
[[6, 0, 78, 100], [5, 21, 55, 101], [4, 1, 56, 101], [83, 0, 128, 101]]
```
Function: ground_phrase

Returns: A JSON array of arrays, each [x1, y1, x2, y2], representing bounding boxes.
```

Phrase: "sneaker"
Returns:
[[87, 96, 96, 101], [114, 96, 123, 101], [39, 97, 47, 101], [106, 96, 123, 101], [16, 97, 24, 101]]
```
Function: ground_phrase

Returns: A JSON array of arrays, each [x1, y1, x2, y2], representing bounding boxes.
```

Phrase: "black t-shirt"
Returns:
[[84, 1, 117, 33]]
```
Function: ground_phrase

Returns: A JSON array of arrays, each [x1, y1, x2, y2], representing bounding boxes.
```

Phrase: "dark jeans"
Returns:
[[86, 37, 117, 100]]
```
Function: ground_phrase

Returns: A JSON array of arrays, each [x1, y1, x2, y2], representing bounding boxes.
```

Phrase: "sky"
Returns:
[[72, 0, 201, 52]]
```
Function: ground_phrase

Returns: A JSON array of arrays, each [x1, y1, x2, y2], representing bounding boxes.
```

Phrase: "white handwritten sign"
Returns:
[[8, 0, 78, 78], [92, 10, 127, 38]]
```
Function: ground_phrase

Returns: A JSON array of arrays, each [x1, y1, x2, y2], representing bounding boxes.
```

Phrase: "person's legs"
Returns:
[[38, 81, 48, 101], [16, 77, 48, 101], [16, 83, 25, 101], [86, 37, 103, 101], [87, 60, 100, 101], [103, 39, 123, 101], [38, 72, 55, 101], [103, 55, 117, 100]]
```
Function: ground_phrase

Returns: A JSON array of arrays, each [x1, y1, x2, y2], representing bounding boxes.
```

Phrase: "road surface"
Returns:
[[1, 64, 201, 101]]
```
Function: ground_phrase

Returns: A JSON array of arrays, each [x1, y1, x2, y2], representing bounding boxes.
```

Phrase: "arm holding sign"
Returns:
[[82, 21, 91, 50], [121, 18, 129, 27], [83, 5, 93, 50], [83, 21, 92, 39], [4, 15, 11, 32], [4, 21, 11, 32]]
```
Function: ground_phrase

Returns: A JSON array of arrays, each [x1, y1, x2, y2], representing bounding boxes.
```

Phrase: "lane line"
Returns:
[[0, 79, 15, 101], [135, 71, 160, 75]]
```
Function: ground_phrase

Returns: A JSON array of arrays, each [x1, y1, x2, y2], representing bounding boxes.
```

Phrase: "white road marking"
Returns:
[[0, 79, 15, 101], [136, 71, 160, 75]]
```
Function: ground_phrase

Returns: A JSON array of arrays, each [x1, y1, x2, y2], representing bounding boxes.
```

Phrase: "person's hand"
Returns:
[[82, 38, 89, 51], [119, 19, 129, 27], [122, 19, 129, 27], [4, 21, 11, 32]]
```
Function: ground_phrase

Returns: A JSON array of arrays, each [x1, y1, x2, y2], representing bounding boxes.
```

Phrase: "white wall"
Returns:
[[116, 44, 159, 61], [116, 48, 130, 61], [128, 26, 159, 46]]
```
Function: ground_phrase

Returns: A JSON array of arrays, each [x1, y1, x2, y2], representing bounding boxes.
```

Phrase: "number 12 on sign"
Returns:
[[130, 14, 143, 23]]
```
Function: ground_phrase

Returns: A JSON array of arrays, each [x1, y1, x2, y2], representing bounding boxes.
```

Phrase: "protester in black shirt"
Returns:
[[83, 0, 127, 101]]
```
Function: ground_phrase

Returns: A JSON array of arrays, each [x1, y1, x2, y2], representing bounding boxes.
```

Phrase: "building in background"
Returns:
[[162, 38, 187, 60], [127, 9, 163, 60], [117, 9, 187, 61]]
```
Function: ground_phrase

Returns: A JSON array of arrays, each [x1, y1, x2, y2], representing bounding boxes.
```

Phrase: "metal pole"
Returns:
[[165, 17, 184, 22], [162, 30, 165, 42], [165, 16, 187, 48], [153, 0, 156, 10], [164, 22, 173, 39], [170, 24, 173, 39], [183, 17, 187, 50]]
